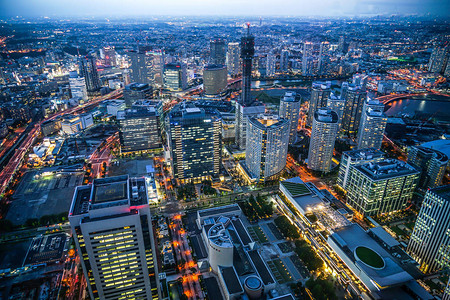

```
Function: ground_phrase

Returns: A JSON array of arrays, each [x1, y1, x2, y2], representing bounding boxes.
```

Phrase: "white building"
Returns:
[[69, 76, 88, 102], [266, 53, 276, 76], [356, 99, 387, 150], [235, 102, 265, 150], [227, 42, 240, 76], [205, 219, 234, 273], [245, 114, 289, 182], [307, 108, 339, 172], [68, 175, 159, 300], [106, 100, 126, 117], [279, 91, 301, 144]]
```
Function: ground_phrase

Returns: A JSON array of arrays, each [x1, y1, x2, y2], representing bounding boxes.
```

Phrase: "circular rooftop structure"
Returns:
[[244, 276, 263, 300], [354, 246, 385, 269]]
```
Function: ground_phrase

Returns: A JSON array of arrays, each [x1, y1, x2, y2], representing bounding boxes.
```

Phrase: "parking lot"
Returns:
[[7, 170, 83, 225]]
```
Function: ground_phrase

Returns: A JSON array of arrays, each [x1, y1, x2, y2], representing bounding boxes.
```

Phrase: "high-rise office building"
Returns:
[[117, 107, 161, 153], [69, 71, 88, 102], [235, 103, 265, 149], [308, 108, 339, 172], [241, 24, 255, 106], [307, 81, 331, 127], [164, 63, 187, 91], [203, 64, 228, 96], [78, 55, 101, 93], [337, 148, 385, 191], [226, 42, 240, 76], [123, 82, 153, 107], [341, 85, 367, 136], [346, 159, 419, 216], [167, 102, 222, 183], [428, 42, 449, 75], [210, 39, 227, 65], [129, 50, 164, 87], [407, 146, 448, 189], [279, 91, 301, 144], [357, 99, 387, 150], [245, 115, 289, 182], [318, 42, 330, 75], [102, 46, 117, 66], [302, 42, 315, 76], [407, 185, 450, 274], [280, 49, 289, 72], [266, 53, 276, 76], [69, 175, 159, 300]]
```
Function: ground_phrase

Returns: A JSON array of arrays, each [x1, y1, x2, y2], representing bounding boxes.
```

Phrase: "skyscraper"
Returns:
[[341, 85, 367, 136], [164, 63, 187, 91], [245, 114, 289, 182], [346, 159, 419, 216], [407, 146, 448, 189], [279, 91, 301, 144], [123, 82, 153, 107], [235, 103, 265, 150], [102, 46, 117, 66], [356, 99, 387, 150], [69, 71, 88, 102], [129, 50, 164, 87], [203, 64, 228, 96], [241, 24, 255, 106], [167, 102, 222, 184], [266, 53, 276, 76], [338, 36, 348, 54], [69, 175, 159, 300], [210, 39, 227, 65], [428, 42, 449, 75], [280, 49, 289, 72], [318, 42, 330, 75], [117, 107, 161, 153], [326, 93, 345, 127], [307, 81, 331, 127], [407, 185, 450, 273], [302, 42, 315, 76], [226, 42, 240, 76], [78, 55, 101, 93], [308, 108, 339, 172], [235, 25, 265, 149]]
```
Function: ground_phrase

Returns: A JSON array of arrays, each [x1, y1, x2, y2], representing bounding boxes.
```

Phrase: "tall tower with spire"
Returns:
[[240, 23, 255, 106]]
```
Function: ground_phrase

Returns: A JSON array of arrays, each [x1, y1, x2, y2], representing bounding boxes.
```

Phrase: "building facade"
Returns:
[[68, 176, 159, 300], [307, 108, 339, 172], [235, 102, 265, 150], [279, 91, 301, 144], [163, 63, 187, 91], [407, 185, 450, 274], [78, 55, 101, 93], [117, 107, 161, 153], [245, 115, 289, 182], [203, 64, 228, 96], [307, 81, 331, 127], [240, 25, 255, 106], [167, 103, 222, 183], [356, 99, 387, 150], [210, 39, 227, 65], [341, 85, 367, 136], [123, 82, 153, 107], [69, 71, 88, 102], [407, 146, 448, 189], [226, 42, 240, 76], [346, 159, 420, 216]]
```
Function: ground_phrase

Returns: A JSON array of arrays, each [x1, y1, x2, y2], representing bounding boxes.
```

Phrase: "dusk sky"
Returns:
[[1, 0, 449, 18]]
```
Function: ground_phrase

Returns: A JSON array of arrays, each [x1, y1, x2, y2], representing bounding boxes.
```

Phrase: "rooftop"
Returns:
[[220, 266, 243, 295], [430, 185, 450, 200], [328, 224, 413, 289], [356, 159, 419, 180], [343, 148, 385, 161], [198, 204, 241, 219], [247, 250, 275, 286], [314, 108, 339, 123]]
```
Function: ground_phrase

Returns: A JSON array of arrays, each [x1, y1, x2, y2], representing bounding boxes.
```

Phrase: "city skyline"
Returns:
[[1, 0, 450, 18]]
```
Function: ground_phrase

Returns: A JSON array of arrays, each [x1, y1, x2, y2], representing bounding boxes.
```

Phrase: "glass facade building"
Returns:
[[167, 103, 222, 184], [407, 146, 448, 189], [356, 99, 387, 150], [279, 91, 301, 144], [341, 85, 367, 136], [407, 185, 450, 273]]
